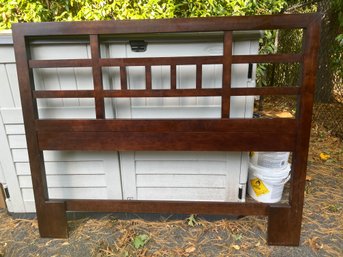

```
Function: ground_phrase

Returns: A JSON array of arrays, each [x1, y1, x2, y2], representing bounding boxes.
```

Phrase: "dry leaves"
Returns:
[[231, 244, 240, 250], [306, 237, 324, 251], [275, 111, 294, 118], [319, 152, 331, 161], [185, 246, 196, 253]]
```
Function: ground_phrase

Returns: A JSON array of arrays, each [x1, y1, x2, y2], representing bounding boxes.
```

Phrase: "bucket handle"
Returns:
[[280, 173, 291, 184]]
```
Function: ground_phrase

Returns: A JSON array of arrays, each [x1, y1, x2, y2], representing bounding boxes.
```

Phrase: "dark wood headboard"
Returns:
[[12, 13, 321, 245]]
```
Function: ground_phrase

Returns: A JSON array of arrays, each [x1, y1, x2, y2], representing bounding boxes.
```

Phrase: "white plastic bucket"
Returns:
[[248, 163, 291, 203], [250, 152, 290, 169]]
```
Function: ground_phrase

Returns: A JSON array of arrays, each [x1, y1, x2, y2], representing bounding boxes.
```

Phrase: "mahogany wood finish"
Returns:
[[64, 199, 271, 216], [12, 14, 321, 245]]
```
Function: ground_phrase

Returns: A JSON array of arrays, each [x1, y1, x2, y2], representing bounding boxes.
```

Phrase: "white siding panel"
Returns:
[[131, 106, 220, 119], [0, 45, 15, 63], [18, 174, 106, 188], [0, 162, 5, 183], [135, 160, 227, 175], [5, 64, 21, 107], [35, 68, 63, 107], [38, 106, 96, 119], [0, 112, 26, 212], [8, 135, 27, 149], [0, 65, 15, 108], [154, 66, 174, 106], [103, 41, 126, 127], [134, 151, 229, 161], [74, 67, 94, 92], [102, 153, 122, 199], [51, 186, 108, 199], [22, 187, 108, 201], [0, 109, 23, 124], [58, 67, 81, 106], [11, 149, 29, 162], [30, 44, 90, 60], [137, 187, 225, 201], [5, 124, 25, 134], [178, 65, 197, 106], [137, 174, 225, 188], [42, 151, 113, 161], [119, 152, 137, 200], [15, 161, 105, 176], [239, 152, 250, 184]]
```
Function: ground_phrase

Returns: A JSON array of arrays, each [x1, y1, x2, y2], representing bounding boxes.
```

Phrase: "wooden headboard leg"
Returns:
[[36, 201, 68, 238], [267, 205, 301, 246]]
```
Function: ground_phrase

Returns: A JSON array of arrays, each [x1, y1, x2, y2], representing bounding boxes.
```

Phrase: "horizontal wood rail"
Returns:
[[61, 199, 274, 216], [35, 119, 296, 132], [12, 13, 321, 245], [32, 87, 300, 98], [29, 54, 301, 68]]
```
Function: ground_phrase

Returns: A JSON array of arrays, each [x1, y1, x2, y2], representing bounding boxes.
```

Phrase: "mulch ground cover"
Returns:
[[0, 124, 342, 257]]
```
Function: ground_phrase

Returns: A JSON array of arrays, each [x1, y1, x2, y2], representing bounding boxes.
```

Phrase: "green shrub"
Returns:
[[0, 0, 288, 29]]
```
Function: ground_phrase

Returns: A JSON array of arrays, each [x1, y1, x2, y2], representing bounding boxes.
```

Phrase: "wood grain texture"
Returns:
[[222, 31, 233, 118], [12, 14, 321, 244], [64, 199, 271, 216], [35, 118, 297, 133], [90, 35, 105, 119], [12, 13, 319, 36], [37, 201, 68, 238], [37, 131, 297, 152]]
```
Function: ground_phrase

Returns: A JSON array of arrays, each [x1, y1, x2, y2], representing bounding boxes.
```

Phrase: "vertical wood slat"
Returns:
[[196, 64, 202, 89], [90, 35, 105, 119], [290, 20, 321, 242], [268, 16, 321, 246], [221, 31, 233, 118], [12, 30, 68, 237], [12, 33, 49, 201], [145, 65, 152, 90], [170, 64, 177, 90], [120, 66, 128, 90]]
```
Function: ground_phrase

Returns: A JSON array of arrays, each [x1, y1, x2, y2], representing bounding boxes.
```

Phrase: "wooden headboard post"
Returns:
[[12, 14, 321, 245]]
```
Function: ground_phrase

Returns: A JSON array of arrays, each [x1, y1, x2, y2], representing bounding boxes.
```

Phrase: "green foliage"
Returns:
[[0, 0, 49, 29], [232, 233, 243, 241], [186, 214, 198, 227], [132, 234, 149, 249], [256, 30, 277, 87], [0, 0, 288, 29], [0, 0, 287, 85]]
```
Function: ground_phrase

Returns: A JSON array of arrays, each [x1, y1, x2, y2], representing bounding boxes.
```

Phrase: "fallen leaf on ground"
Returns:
[[275, 111, 293, 118], [231, 244, 240, 250], [319, 152, 330, 161], [306, 237, 323, 251], [185, 246, 196, 253]]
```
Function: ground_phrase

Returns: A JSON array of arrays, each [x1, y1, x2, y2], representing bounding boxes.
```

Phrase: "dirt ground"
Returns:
[[0, 124, 342, 257]]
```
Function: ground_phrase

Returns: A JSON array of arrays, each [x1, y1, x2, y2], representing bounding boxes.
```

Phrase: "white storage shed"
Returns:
[[0, 30, 260, 213]]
